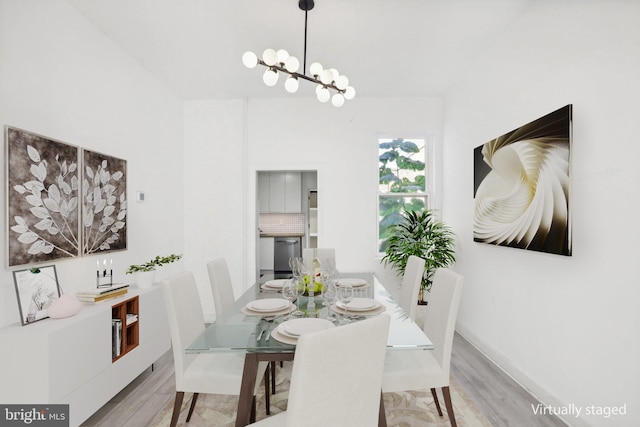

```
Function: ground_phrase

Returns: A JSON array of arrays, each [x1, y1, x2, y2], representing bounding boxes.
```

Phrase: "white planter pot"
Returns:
[[134, 270, 156, 289]]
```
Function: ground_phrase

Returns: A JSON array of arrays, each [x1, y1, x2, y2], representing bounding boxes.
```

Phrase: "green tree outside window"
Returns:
[[378, 138, 429, 253]]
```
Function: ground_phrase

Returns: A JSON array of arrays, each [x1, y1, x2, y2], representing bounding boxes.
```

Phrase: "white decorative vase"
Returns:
[[134, 270, 156, 289]]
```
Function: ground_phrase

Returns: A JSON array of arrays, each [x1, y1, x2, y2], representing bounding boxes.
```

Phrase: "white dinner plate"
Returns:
[[263, 279, 290, 289], [331, 303, 387, 316], [336, 278, 368, 288], [270, 328, 298, 345], [246, 298, 290, 312], [336, 298, 380, 311], [278, 318, 335, 338], [241, 304, 294, 317]]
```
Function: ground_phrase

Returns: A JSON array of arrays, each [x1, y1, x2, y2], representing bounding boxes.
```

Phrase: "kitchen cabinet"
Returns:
[[258, 171, 301, 212], [258, 172, 270, 213]]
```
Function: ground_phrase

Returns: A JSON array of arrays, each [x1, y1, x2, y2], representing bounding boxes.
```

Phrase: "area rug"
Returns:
[[150, 362, 492, 427]]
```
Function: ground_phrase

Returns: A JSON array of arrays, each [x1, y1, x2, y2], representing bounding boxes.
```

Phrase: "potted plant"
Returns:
[[126, 254, 182, 289], [381, 209, 455, 304]]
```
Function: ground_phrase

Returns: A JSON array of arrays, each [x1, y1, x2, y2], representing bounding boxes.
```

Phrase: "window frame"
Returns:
[[376, 134, 435, 256]]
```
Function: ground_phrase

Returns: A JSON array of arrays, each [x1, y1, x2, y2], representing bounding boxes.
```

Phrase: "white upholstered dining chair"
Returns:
[[161, 271, 268, 427], [398, 255, 426, 322], [206, 258, 236, 318], [248, 314, 391, 427], [206, 257, 276, 413], [302, 247, 335, 271], [207, 257, 277, 413], [382, 268, 464, 427]]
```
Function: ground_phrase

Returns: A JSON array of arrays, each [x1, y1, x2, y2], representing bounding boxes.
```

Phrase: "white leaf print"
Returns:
[[18, 232, 38, 244], [43, 198, 60, 213], [26, 145, 41, 162], [25, 194, 42, 207]]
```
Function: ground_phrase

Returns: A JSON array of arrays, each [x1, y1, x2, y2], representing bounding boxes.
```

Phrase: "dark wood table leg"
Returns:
[[379, 392, 387, 427], [236, 353, 259, 427]]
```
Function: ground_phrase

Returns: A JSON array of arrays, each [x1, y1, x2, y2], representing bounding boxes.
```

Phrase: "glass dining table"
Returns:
[[186, 272, 433, 427]]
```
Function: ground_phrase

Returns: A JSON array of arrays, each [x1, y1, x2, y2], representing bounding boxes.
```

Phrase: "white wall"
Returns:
[[183, 97, 442, 320], [0, 0, 185, 327], [442, 1, 640, 426]]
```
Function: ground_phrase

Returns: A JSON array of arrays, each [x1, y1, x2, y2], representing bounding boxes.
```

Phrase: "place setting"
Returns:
[[332, 297, 386, 318], [270, 317, 335, 345], [335, 277, 369, 289], [241, 298, 295, 316], [260, 278, 292, 292]]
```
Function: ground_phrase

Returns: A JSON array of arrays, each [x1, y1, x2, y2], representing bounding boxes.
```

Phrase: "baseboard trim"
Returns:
[[455, 325, 592, 427]]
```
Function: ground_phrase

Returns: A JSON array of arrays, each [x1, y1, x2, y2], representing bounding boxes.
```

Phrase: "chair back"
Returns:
[[161, 271, 205, 389], [206, 258, 235, 317], [302, 248, 335, 271], [399, 255, 426, 321], [285, 315, 390, 427], [423, 268, 464, 377]]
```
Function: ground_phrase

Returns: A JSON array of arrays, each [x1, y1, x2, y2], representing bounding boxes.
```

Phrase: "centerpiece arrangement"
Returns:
[[298, 273, 323, 296]]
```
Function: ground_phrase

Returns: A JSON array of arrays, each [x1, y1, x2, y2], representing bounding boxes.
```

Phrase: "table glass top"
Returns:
[[186, 272, 433, 354]]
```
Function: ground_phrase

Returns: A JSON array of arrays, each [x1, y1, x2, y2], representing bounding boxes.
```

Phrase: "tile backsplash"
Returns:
[[259, 213, 305, 235]]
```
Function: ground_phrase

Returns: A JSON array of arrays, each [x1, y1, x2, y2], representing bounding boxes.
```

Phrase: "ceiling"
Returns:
[[65, 0, 534, 101]]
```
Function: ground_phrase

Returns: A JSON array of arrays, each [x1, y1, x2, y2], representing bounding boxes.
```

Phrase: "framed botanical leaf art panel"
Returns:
[[6, 127, 81, 267], [5, 126, 128, 267], [81, 149, 127, 255], [473, 105, 572, 256]]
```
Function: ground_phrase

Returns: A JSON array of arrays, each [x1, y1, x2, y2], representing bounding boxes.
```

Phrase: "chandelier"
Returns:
[[241, 0, 355, 107]]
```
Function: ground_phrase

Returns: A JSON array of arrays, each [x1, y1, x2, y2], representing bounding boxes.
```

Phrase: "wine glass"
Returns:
[[337, 282, 354, 324], [282, 279, 301, 319], [289, 256, 302, 281], [282, 279, 298, 320], [321, 273, 338, 322]]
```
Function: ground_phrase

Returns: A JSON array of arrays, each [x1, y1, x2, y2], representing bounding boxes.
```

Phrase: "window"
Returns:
[[377, 137, 432, 254]]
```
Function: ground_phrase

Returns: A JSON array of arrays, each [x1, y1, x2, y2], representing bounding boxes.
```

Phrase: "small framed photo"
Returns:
[[12, 265, 61, 325]]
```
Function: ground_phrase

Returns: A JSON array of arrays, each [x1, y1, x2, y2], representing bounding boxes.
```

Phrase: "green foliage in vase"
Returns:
[[126, 254, 182, 274], [381, 209, 455, 291]]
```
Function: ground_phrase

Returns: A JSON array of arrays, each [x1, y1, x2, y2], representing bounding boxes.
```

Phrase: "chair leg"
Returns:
[[442, 386, 458, 427], [431, 387, 443, 416], [186, 392, 199, 422], [264, 365, 271, 415], [170, 392, 185, 427]]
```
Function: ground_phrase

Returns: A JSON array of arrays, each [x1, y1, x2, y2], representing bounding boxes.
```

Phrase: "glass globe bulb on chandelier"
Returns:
[[242, 0, 355, 107]]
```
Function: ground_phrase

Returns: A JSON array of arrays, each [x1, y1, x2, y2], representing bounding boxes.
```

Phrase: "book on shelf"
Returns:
[[76, 288, 128, 303], [126, 313, 138, 326], [76, 283, 129, 297], [112, 319, 122, 358]]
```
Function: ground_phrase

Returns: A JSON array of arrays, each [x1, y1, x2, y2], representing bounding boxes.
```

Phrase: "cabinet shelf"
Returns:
[[111, 296, 139, 362]]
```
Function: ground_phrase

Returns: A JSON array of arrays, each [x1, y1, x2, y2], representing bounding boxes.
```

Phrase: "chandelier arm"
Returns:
[[256, 59, 344, 93]]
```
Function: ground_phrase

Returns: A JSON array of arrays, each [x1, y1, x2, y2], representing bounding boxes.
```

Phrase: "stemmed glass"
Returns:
[[282, 279, 303, 319], [321, 272, 338, 322], [337, 282, 354, 324], [289, 257, 302, 283]]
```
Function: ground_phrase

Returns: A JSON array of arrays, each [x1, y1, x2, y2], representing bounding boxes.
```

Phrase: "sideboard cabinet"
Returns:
[[0, 286, 170, 427]]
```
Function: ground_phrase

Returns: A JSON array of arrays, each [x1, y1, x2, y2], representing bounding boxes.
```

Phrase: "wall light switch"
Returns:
[[136, 191, 145, 202]]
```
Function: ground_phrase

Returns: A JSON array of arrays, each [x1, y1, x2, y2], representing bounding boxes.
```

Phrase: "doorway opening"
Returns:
[[256, 170, 318, 278]]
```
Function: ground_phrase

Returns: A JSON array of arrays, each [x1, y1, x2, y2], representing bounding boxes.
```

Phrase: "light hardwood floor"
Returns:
[[81, 333, 568, 427]]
